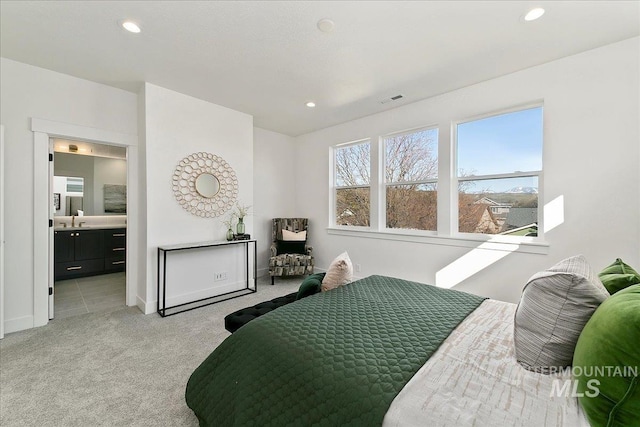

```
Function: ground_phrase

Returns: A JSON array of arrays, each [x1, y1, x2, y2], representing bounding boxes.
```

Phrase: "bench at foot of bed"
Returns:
[[224, 292, 297, 333]]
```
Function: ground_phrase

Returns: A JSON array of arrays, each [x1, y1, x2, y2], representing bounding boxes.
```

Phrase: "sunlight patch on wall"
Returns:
[[543, 195, 564, 233], [435, 241, 518, 289]]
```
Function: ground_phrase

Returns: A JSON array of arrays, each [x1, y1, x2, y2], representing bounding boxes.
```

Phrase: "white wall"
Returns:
[[0, 58, 138, 333], [253, 127, 297, 275], [140, 83, 253, 313], [294, 37, 640, 304]]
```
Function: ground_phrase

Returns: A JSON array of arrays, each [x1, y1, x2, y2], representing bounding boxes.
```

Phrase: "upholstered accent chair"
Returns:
[[269, 218, 314, 285]]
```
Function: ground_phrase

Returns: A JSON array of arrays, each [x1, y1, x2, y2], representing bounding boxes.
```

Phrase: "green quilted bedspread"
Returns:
[[186, 275, 486, 426]]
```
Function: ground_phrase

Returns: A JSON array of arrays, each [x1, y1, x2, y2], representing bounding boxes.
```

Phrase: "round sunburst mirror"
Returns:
[[172, 152, 238, 218]]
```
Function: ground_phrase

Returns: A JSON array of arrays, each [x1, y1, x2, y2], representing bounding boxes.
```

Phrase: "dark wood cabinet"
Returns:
[[54, 228, 125, 280], [104, 228, 126, 273], [54, 230, 74, 263], [74, 230, 104, 260]]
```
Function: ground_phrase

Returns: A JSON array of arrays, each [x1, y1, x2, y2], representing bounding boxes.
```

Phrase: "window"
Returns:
[[384, 128, 438, 231], [329, 104, 544, 247], [334, 140, 370, 226], [456, 106, 543, 236], [66, 177, 84, 193]]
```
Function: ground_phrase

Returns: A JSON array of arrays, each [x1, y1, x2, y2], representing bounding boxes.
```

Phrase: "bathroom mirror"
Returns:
[[195, 173, 220, 198]]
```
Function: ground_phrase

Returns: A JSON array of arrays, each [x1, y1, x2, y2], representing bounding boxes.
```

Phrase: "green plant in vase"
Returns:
[[235, 203, 251, 236], [222, 214, 236, 241]]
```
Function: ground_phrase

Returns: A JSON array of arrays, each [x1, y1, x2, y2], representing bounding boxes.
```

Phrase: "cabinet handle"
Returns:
[[112, 248, 126, 251], [112, 261, 125, 265], [66, 266, 82, 271], [113, 233, 126, 237]]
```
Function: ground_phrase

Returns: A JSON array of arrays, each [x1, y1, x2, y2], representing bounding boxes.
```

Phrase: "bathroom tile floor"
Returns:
[[53, 272, 126, 320]]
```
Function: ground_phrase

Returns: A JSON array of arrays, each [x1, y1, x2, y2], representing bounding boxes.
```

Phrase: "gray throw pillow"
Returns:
[[513, 255, 609, 373]]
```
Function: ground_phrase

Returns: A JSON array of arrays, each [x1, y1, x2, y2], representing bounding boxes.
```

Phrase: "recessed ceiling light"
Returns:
[[306, 101, 316, 108], [524, 7, 545, 22], [122, 21, 141, 33], [317, 18, 335, 33]]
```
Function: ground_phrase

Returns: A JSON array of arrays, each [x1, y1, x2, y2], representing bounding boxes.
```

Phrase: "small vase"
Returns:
[[226, 228, 234, 241], [236, 217, 245, 235]]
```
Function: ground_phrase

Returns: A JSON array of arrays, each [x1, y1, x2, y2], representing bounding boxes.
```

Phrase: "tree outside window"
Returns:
[[384, 128, 438, 231], [335, 141, 370, 226]]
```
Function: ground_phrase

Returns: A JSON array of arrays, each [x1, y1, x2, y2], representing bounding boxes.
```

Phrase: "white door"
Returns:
[[48, 140, 54, 319], [1, 125, 5, 338]]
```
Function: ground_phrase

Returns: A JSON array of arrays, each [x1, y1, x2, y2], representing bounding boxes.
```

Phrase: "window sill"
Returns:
[[326, 227, 549, 255]]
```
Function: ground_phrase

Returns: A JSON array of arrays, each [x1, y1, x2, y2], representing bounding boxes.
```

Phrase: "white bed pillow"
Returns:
[[513, 255, 609, 372], [281, 229, 306, 241], [321, 252, 353, 291]]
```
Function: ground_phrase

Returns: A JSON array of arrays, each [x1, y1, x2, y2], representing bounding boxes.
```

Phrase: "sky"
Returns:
[[457, 106, 543, 180], [337, 106, 543, 193]]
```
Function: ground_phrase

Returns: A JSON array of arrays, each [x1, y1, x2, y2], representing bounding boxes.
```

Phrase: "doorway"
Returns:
[[51, 139, 127, 319], [32, 118, 139, 329]]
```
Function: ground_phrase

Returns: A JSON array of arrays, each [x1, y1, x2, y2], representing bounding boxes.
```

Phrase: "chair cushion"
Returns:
[[598, 258, 640, 294], [276, 240, 306, 255], [296, 273, 326, 300], [573, 284, 640, 427], [321, 251, 353, 292], [513, 255, 609, 372], [282, 229, 306, 241], [224, 292, 298, 333]]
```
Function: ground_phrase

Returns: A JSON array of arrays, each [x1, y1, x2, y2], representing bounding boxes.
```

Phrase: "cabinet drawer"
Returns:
[[104, 229, 126, 252], [55, 259, 105, 280], [104, 256, 126, 273]]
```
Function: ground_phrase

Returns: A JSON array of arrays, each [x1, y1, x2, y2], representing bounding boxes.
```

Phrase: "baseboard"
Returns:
[[142, 280, 254, 315], [137, 295, 156, 315], [4, 315, 34, 334]]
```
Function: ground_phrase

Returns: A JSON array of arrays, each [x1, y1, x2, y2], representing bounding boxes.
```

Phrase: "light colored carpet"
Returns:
[[0, 276, 302, 426]]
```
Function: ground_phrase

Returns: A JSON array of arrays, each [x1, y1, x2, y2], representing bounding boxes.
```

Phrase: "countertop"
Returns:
[[54, 225, 126, 231]]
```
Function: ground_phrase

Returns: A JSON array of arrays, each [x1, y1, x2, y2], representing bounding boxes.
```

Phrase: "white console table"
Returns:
[[157, 239, 257, 317]]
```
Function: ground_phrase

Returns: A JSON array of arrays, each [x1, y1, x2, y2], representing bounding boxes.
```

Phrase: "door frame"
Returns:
[[1, 125, 5, 338], [32, 118, 138, 326]]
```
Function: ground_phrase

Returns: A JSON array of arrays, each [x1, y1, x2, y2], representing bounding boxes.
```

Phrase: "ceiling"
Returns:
[[1, 1, 638, 136]]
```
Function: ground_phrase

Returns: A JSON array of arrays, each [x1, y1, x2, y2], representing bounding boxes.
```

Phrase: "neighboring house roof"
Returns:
[[475, 197, 503, 206], [459, 203, 501, 234], [502, 208, 538, 230]]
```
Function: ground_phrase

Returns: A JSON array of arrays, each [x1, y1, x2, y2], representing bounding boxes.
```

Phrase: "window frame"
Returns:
[[452, 103, 544, 243], [330, 138, 372, 229], [381, 125, 439, 234], [328, 102, 547, 254]]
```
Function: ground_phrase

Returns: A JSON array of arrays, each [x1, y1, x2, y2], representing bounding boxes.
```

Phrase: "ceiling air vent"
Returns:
[[380, 94, 404, 104]]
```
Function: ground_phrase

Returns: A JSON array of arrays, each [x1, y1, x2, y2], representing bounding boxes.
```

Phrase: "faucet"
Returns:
[[71, 215, 75, 227], [79, 221, 87, 228]]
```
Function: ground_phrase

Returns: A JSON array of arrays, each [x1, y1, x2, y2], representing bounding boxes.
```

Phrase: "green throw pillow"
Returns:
[[573, 284, 640, 427], [296, 273, 325, 300], [599, 258, 640, 294]]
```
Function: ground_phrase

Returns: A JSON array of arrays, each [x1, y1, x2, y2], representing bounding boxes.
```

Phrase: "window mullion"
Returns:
[[439, 123, 453, 236], [458, 171, 541, 182], [370, 136, 383, 231]]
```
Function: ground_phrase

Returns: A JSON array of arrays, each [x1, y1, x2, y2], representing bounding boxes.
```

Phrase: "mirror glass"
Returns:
[[53, 146, 127, 216], [53, 176, 85, 216], [195, 173, 220, 198]]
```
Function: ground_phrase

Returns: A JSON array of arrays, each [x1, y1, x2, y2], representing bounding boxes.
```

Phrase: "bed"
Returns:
[[185, 275, 589, 426]]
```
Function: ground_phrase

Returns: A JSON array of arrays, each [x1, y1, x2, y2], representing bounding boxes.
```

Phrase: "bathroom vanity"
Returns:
[[54, 226, 126, 281]]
